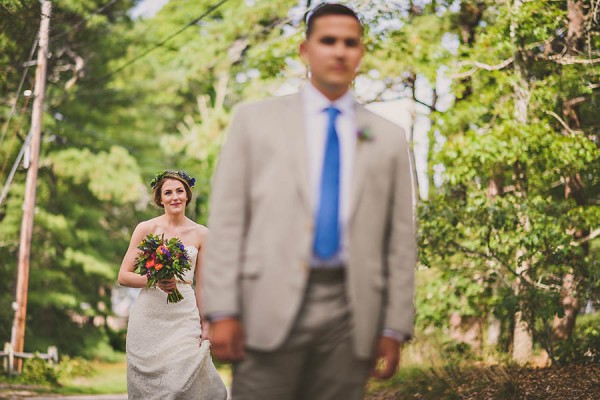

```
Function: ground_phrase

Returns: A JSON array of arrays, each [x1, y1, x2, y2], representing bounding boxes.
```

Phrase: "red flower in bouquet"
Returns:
[[133, 234, 192, 303]]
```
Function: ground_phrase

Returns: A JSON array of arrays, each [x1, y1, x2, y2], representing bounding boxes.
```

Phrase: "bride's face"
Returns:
[[161, 179, 187, 213]]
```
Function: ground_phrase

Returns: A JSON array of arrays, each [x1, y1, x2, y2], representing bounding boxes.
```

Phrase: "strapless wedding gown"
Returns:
[[126, 246, 227, 399]]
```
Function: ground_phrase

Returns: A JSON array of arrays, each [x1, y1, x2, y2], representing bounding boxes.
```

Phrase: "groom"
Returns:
[[202, 3, 416, 399]]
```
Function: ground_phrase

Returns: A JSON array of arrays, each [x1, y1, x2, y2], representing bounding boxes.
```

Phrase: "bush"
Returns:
[[57, 355, 95, 379], [553, 312, 600, 364], [440, 339, 480, 364], [2, 354, 95, 387], [20, 357, 59, 386]]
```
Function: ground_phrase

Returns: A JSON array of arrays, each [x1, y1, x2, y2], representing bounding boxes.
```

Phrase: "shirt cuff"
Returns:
[[382, 329, 411, 343], [205, 312, 239, 322]]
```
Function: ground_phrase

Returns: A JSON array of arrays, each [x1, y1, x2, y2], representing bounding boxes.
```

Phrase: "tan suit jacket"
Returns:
[[202, 93, 416, 359]]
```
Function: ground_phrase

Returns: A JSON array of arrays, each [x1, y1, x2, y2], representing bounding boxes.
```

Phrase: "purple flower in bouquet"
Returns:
[[133, 234, 192, 303]]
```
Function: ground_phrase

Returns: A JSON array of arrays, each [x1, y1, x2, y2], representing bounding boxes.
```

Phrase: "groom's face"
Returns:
[[300, 14, 364, 99]]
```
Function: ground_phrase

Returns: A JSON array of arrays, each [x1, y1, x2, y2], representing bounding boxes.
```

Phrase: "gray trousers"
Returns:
[[231, 271, 372, 400]]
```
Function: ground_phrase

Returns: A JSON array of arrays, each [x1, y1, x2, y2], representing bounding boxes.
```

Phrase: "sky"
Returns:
[[129, 0, 170, 19]]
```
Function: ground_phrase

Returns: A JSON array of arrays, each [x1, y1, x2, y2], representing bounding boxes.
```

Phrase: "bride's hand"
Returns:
[[157, 278, 176, 294]]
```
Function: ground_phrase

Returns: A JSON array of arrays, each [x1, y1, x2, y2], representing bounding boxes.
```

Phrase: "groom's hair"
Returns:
[[304, 3, 363, 38]]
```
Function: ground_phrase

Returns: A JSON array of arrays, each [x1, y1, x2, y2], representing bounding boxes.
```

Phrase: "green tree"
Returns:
[[109, 0, 299, 223], [419, 0, 599, 364], [0, 0, 143, 356], [1, 0, 299, 357]]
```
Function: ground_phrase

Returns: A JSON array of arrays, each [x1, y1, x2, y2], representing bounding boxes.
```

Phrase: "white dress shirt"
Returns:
[[301, 84, 408, 343], [302, 83, 357, 267]]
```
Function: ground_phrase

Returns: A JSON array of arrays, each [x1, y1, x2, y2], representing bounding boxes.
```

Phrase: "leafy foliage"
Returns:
[[0, 0, 142, 355], [1, 0, 299, 357], [20, 357, 59, 386], [553, 312, 600, 364], [418, 0, 599, 358], [1, 0, 597, 366]]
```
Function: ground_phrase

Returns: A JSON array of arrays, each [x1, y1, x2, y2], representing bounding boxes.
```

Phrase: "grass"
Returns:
[[56, 359, 127, 395], [0, 354, 233, 397]]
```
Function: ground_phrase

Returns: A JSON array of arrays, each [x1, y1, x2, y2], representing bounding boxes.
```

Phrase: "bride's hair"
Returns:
[[151, 170, 195, 208]]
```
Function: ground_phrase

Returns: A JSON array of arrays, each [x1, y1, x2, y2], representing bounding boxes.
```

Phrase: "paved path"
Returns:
[[2, 389, 231, 400], [0, 394, 127, 400], [28, 396, 127, 400]]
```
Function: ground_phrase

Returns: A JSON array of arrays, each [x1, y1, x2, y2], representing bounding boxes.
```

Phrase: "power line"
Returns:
[[35, 0, 234, 132], [1, 0, 289, 204], [50, 0, 118, 40], [0, 37, 38, 150], [99, 0, 232, 81], [51, 0, 292, 116], [0, 130, 32, 207], [0, 44, 36, 184], [0, 94, 33, 182]]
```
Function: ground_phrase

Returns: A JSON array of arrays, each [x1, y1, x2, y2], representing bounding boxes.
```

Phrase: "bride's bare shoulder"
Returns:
[[197, 223, 209, 235], [188, 220, 208, 248], [136, 217, 162, 234]]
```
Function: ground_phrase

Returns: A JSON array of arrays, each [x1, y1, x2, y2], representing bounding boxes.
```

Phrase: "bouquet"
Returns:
[[134, 234, 192, 303]]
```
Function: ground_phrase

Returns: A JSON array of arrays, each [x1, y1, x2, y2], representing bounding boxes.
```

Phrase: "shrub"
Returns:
[[20, 357, 59, 386], [57, 355, 95, 379], [553, 312, 600, 364]]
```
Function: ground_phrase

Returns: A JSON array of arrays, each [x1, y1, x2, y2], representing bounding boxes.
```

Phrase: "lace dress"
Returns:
[[126, 246, 227, 399]]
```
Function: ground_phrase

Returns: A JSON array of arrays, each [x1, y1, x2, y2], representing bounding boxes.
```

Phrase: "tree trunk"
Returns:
[[486, 175, 503, 346], [510, 0, 533, 365], [551, 0, 588, 339], [513, 251, 533, 365], [552, 273, 579, 340], [513, 312, 533, 364], [407, 71, 420, 201]]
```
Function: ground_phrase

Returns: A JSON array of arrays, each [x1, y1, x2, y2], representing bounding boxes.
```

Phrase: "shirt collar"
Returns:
[[301, 82, 355, 116]]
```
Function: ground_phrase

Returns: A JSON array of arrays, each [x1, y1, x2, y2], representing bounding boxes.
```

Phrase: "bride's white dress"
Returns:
[[126, 246, 227, 399]]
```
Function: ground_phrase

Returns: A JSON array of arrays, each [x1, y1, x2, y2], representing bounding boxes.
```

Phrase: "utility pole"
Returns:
[[11, 0, 51, 373]]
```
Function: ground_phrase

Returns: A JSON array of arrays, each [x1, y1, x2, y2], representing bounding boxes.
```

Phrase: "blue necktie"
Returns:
[[313, 106, 341, 260]]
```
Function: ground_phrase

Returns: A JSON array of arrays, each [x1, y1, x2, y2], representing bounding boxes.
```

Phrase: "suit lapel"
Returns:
[[349, 104, 371, 223], [284, 94, 311, 214]]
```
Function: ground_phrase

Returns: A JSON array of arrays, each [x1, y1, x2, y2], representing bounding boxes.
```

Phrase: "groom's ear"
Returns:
[[299, 41, 307, 62]]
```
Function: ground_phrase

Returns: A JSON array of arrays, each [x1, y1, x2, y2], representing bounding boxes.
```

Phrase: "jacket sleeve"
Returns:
[[201, 104, 251, 318], [383, 128, 416, 340]]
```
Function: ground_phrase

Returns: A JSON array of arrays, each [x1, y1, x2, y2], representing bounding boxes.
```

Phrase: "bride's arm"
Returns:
[[118, 222, 150, 288]]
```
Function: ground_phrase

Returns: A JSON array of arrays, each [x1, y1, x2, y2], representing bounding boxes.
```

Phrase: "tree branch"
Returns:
[[452, 57, 514, 79], [540, 55, 600, 64], [448, 240, 503, 264], [571, 228, 600, 245], [544, 110, 584, 135], [448, 240, 563, 292]]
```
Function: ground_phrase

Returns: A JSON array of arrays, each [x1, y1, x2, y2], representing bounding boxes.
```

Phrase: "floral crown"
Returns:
[[150, 170, 196, 189]]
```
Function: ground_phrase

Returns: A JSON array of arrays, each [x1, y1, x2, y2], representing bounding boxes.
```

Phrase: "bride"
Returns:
[[118, 170, 227, 400]]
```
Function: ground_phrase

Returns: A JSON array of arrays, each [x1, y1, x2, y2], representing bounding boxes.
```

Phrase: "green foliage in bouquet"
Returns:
[[134, 234, 192, 303]]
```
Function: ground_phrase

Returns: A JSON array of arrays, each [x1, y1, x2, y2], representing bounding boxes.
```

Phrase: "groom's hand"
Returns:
[[370, 336, 402, 380], [209, 318, 245, 362]]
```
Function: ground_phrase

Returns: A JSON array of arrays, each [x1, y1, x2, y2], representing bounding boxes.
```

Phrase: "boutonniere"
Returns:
[[357, 127, 374, 142]]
